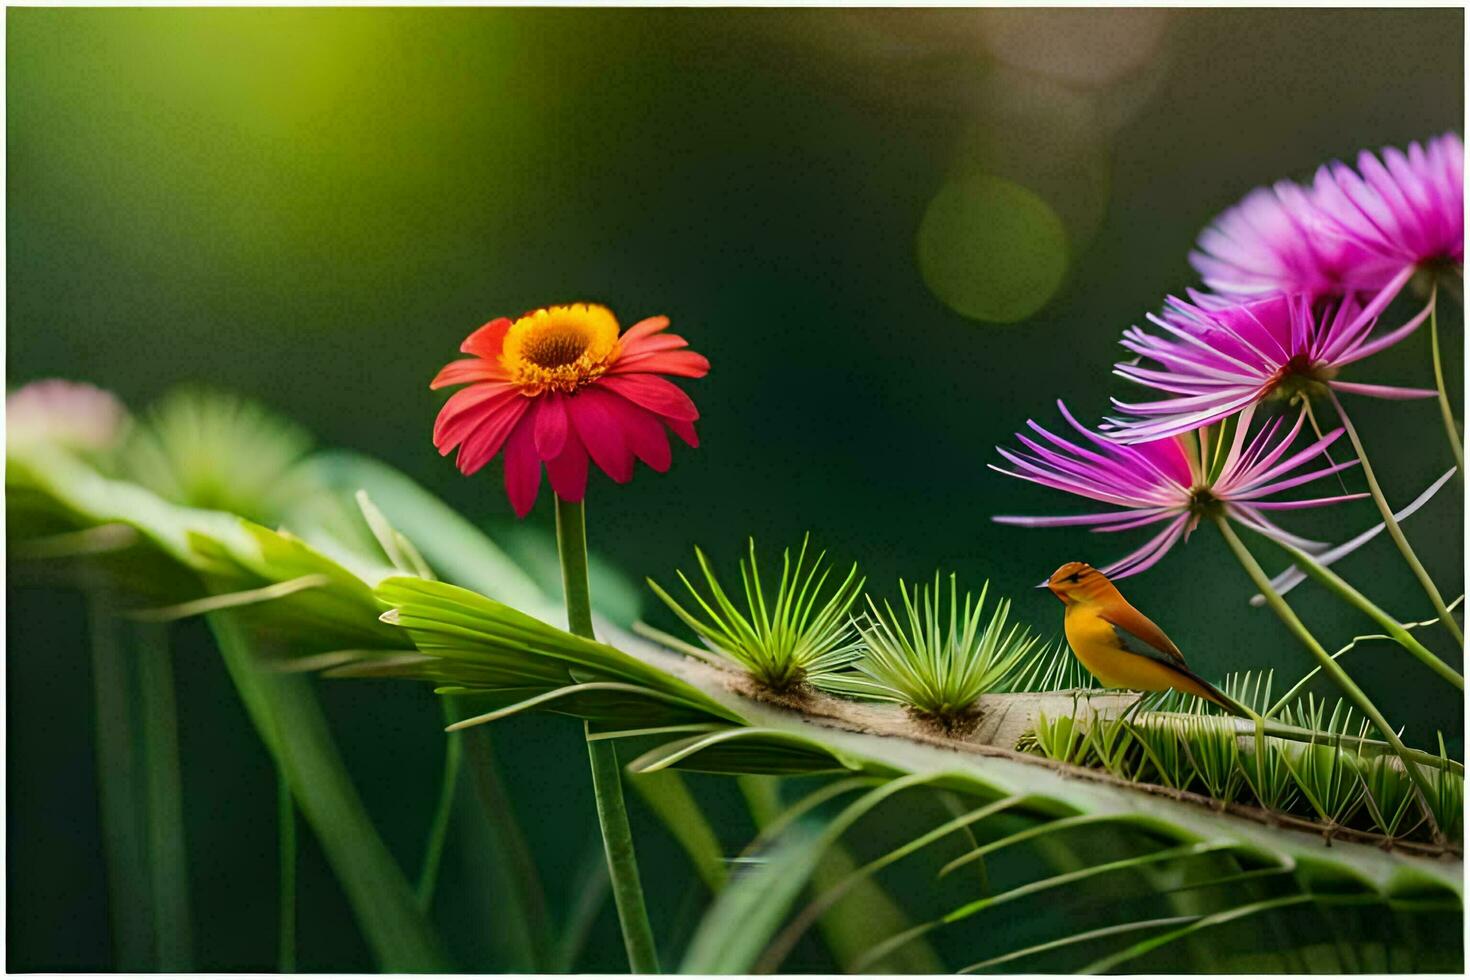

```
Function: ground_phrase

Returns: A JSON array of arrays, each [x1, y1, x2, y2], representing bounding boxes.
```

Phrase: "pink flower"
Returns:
[[1311, 132, 1464, 277], [431, 304, 708, 516], [7, 379, 129, 454], [1190, 134, 1464, 306], [1191, 179, 1402, 302], [992, 401, 1365, 579], [1107, 292, 1434, 443]]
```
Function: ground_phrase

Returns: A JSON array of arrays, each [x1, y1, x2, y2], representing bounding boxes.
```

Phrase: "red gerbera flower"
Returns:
[[431, 303, 708, 516]]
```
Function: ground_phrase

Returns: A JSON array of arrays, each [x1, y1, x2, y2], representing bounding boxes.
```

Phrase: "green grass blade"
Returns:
[[277, 771, 297, 973], [459, 723, 553, 971], [135, 622, 193, 970], [416, 697, 465, 909], [209, 613, 450, 970], [630, 770, 728, 892], [87, 594, 154, 971]]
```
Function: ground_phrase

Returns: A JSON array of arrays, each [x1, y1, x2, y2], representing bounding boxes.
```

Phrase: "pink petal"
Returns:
[[1327, 380, 1437, 400], [460, 317, 513, 358], [545, 427, 590, 502], [567, 388, 635, 483], [502, 414, 542, 517], [454, 397, 531, 476], [534, 393, 569, 460], [597, 374, 699, 422]]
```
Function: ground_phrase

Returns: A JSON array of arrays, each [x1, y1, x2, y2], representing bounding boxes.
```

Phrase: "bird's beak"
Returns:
[[1034, 579, 1051, 589]]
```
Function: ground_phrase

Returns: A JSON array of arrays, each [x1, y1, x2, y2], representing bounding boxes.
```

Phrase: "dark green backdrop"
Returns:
[[8, 8, 1464, 971]]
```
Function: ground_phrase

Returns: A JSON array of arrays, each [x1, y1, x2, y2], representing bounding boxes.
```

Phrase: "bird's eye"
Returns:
[[1068, 573, 1082, 583]]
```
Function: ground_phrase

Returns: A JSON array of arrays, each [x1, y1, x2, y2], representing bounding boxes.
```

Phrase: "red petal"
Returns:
[[666, 416, 699, 448], [460, 317, 513, 358], [431, 358, 506, 390], [621, 315, 670, 343], [617, 332, 687, 358], [567, 388, 635, 483], [612, 349, 709, 378], [501, 415, 542, 517], [454, 397, 530, 475], [545, 427, 591, 502], [616, 400, 672, 472], [534, 393, 569, 460], [433, 384, 517, 450], [597, 374, 699, 421]]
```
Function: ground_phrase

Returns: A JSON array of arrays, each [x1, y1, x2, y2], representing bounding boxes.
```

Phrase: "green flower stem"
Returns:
[[278, 770, 297, 973], [416, 696, 464, 909], [1259, 534, 1463, 690], [135, 622, 193, 971], [1428, 291, 1463, 474], [87, 593, 152, 971], [1327, 390, 1463, 646], [555, 496, 660, 974], [1214, 517, 1443, 839]]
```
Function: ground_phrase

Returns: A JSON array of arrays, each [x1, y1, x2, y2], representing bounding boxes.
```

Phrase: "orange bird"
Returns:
[[1045, 561, 1248, 716]]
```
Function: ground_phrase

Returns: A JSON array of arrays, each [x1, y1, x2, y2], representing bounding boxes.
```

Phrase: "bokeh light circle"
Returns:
[[916, 174, 1069, 323]]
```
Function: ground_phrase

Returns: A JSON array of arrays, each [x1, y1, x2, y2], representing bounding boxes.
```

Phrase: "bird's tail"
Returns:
[[1193, 673, 1259, 721]]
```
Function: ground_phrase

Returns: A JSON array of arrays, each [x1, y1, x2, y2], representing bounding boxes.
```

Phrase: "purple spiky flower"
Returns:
[[991, 401, 1366, 579], [1106, 292, 1434, 444]]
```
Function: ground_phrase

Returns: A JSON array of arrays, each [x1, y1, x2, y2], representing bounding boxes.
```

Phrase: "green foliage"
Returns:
[[1003, 636, 1097, 692], [1018, 701, 1463, 847], [824, 574, 1040, 730], [121, 386, 322, 526], [647, 536, 864, 693], [9, 406, 1464, 973]]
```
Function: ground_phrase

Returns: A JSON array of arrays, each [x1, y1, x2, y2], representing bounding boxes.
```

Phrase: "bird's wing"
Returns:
[[1097, 605, 1188, 668]]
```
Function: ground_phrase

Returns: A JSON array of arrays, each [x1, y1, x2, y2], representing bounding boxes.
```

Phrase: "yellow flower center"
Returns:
[[500, 304, 620, 394]]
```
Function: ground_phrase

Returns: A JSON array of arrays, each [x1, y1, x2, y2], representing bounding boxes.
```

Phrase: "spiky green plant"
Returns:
[[645, 536, 864, 693], [1028, 709, 1089, 765], [1180, 715, 1245, 802], [1428, 733, 1465, 839], [1086, 713, 1141, 780], [823, 574, 1039, 731], [1239, 732, 1300, 813], [121, 386, 321, 525], [1358, 753, 1420, 838], [1129, 716, 1196, 792], [1003, 636, 1097, 692]]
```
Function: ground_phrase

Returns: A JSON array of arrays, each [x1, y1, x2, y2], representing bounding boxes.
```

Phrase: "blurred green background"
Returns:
[[7, 7, 1464, 971]]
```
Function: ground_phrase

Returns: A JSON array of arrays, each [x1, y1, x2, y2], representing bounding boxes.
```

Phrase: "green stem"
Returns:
[[278, 770, 297, 973], [1327, 390, 1462, 646], [1259, 534, 1463, 690], [136, 622, 192, 971], [1428, 291, 1463, 474], [416, 696, 464, 909], [87, 593, 152, 971], [555, 496, 659, 973], [1214, 517, 1443, 840]]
